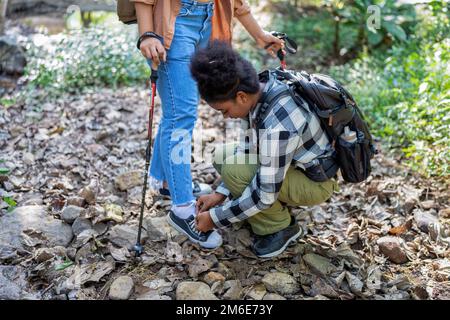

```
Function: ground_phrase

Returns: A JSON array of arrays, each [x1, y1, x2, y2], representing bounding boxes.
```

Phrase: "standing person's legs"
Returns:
[[149, 0, 213, 207]]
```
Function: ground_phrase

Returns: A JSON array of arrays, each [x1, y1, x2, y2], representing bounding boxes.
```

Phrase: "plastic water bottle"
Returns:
[[341, 126, 357, 143]]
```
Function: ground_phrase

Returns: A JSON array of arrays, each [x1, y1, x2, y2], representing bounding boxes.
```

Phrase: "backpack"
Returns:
[[271, 69, 377, 183], [117, 0, 137, 24]]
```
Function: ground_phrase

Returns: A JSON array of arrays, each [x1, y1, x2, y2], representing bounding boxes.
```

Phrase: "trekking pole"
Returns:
[[266, 31, 298, 70], [133, 68, 158, 258]]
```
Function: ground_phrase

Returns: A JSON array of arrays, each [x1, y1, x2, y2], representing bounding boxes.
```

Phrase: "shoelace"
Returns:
[[188, 219, 203, 237]]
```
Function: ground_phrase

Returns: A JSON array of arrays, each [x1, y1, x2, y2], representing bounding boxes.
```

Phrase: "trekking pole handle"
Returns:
[[150, 68, 158, 84]]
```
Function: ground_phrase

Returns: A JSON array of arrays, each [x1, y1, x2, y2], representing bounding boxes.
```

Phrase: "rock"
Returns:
[[0, 37, 26, 78], [103, 203, 124, 223], [263, 293, 286, 300], [188, 257, 214, 278], [108, 244, 130, 262], [0, 206, 73, 257], [109, 276, 134, 300], [165, 241, 183, 264], [61, 205, 85, 224], [176, 281, 218, 300], [376, 236, 408, 264], [108, 224, 146, 250], [73, 229, 98, 249], [303, 253, 339, 276], [115, 171, 142, 191], [142, 279, 173, 295], [439, 208, 450, 218], [202, 271, 225, 286], [431, 282, 450, 300], [79, 184, 97, 205], [217, 262, 236, 280], [421, 200, 436, 210], [136, 292, 172, 300], [247, 284, 267, 300], [262, 272, 299, 295], [223, 280, 243, 300], [308, 277, 339, 298], [145, 216, 179, 241], [345, 272, 364, 295], [66, 196, 86, 208], [72, 217, 93, 236], [414, 210, 439, 234], [22, 152, 35, 165], [0, 266, 37, 299], [211, 281, 224, 295]]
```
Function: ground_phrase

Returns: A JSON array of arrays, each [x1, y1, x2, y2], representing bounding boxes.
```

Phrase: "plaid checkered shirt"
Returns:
[[210, 71, 334, 228]]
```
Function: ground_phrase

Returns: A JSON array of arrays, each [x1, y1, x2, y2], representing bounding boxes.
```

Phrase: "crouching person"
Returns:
[[191, 42, 339, 258]]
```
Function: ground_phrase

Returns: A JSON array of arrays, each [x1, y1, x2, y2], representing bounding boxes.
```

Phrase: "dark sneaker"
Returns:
[[252, 217, 303, 258], [166, 211, 222, 249]]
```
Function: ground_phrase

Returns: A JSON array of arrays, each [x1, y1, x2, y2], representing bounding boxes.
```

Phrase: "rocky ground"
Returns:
[[0, 87, 449, 300]]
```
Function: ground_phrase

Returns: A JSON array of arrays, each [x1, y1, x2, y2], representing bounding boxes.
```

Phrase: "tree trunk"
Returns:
[[0, 0, 8, 35], [333, 14, 340, 60]]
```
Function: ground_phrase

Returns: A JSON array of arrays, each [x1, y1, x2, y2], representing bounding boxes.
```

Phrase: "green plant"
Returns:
[[22, 26, 149, 97], [331, 8, 450, 177]]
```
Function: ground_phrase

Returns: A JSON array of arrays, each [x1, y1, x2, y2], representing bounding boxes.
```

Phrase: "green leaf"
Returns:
[[0, 168, 9, 174], [383, 21, 407, 41], [55, 260, 74, 271], [368, 30, 384, 46]]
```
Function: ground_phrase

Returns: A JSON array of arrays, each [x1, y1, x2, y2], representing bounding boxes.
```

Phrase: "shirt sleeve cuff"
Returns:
[[215, 182, 231, 197], [209, 207, 231, 229]]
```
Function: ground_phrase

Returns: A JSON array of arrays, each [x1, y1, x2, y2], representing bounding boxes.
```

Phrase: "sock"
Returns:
[[172, 200, 196, 219]]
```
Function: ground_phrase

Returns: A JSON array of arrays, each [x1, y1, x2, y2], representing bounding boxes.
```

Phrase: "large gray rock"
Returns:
[[262, 272, 299, 295], [61, 205, 85, 224], [109, 276, 134, 300], [377, 236, 408, 264], [145, 216, 179, 241], [107, 224, 147, 250], [0, 206, 73, 258], [176, 281, 218, 300], [0, 266, 38, 299]]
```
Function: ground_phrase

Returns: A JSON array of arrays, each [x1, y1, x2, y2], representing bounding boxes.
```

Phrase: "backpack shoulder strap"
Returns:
[[254, 71, 291, 127]]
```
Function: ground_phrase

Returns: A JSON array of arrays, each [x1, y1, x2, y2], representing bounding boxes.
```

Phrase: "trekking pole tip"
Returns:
[[133, 243, 144, 257]]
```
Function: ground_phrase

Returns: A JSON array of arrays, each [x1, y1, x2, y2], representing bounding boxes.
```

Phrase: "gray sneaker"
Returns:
[[252, 217, 303, 258], [159, 181, 212, 198]]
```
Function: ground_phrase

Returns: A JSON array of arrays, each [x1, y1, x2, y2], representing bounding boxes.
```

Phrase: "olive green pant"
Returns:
[[213, 143, 338, 235]]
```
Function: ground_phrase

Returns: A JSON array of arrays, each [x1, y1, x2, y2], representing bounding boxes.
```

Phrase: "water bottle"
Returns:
[[341, 126, 357, 143]]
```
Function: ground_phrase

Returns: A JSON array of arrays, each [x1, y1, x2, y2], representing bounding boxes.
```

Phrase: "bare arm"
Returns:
[[237, 13, 284, 58], [135, 2, 154, 35], [134, 2, 166, 67]]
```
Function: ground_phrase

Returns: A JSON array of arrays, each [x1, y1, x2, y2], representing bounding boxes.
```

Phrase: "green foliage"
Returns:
[[331, 10, 450, 177], [23, 26, 149, 97], [3, 197, 17, 212]]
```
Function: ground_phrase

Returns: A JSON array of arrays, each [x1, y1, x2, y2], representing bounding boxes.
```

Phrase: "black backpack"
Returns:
[[271, 69, 377, 183]]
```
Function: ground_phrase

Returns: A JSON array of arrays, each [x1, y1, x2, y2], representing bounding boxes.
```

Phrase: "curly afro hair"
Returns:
[[190, 41, 260, 103]]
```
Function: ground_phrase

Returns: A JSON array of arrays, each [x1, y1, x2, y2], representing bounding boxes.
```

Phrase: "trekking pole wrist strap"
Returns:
[[137, 32, 164, 50]]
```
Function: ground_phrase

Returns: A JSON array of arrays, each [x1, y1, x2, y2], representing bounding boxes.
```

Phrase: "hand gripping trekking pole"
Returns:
[[265, 31, 298, 70], [133, 69, 158, 258]]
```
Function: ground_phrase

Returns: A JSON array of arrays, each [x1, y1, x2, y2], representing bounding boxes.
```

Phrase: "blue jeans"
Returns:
[[148, 0, 214, 205]]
